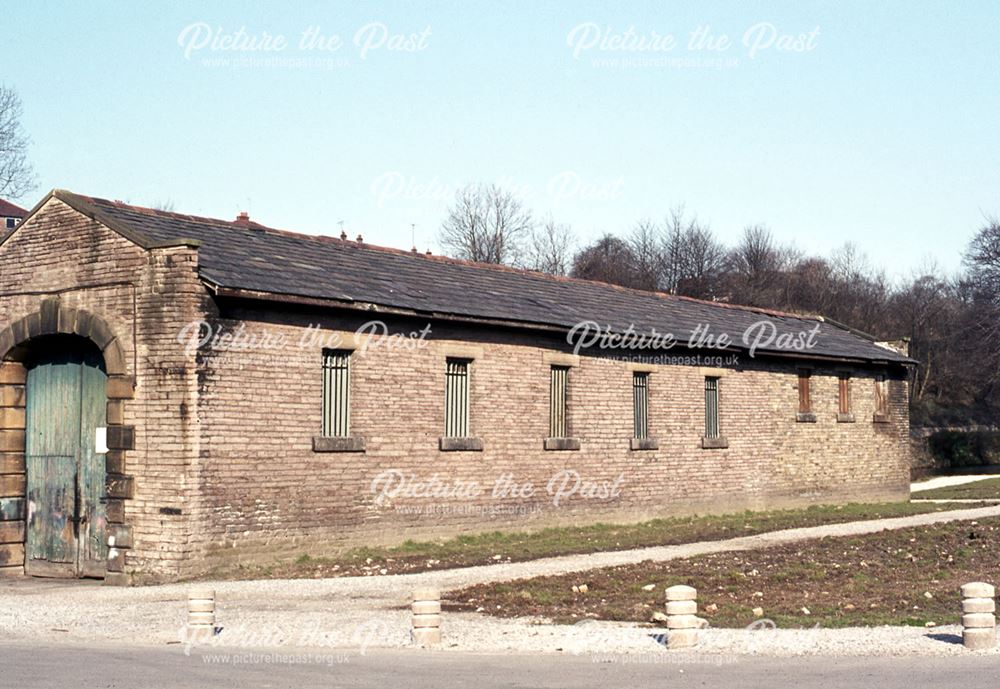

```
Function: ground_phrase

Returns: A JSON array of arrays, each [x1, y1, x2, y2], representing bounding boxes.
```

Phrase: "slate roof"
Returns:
[[9, 190, 912, 365]]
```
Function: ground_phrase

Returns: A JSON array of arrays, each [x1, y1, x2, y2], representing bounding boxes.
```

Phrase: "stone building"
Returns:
[[0, 190, 913, 583]]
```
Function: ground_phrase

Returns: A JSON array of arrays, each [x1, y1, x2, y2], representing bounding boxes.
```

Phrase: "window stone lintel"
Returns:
[[440, 345, 482, 360], [543, 352, 580, 368]]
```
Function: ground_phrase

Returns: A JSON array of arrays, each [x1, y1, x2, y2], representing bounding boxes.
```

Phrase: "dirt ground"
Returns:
[[446, 516, 1000, 629]]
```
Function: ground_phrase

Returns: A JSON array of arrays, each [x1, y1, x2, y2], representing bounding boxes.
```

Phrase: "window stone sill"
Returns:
[[630, 438, 659, 451], [439, 437, 484, 452], [872, 413, 891, 424], [544, 437, 581, 451], [701, 436, 729, 449], [312, 436, 366, 453], [796, 412, 817, 423], [837, 413, 856, 423]]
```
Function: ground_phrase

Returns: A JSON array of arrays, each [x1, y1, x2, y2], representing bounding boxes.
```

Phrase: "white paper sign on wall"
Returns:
[[95, 427, 109, 454]]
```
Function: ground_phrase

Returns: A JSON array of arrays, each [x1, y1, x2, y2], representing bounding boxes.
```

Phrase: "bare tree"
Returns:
[[439, 184, 533, 264], [658, 207, 690, 293], [824, 243, 889, 332], [525, 217, 575, 275], [627, 219, 662, 291], [889, 265, 956, 410], [956, 218, 1000, 420], [964, 217, 1000, 304], [570, 234, 641, 288], [675, 222, 727, 299], [784, 256, 836, 315], [657, 207, 727, 299], [726, 224, 789, 306], [0, 86, 37, 200]]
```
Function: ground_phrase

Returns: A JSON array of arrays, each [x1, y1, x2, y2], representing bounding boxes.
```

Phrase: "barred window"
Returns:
[[704, 377, 720, 439], [321, 350, 351, 437], [444, 359, 470, 438], [549, 365, 569, 438], [633, 372, 649, 440]]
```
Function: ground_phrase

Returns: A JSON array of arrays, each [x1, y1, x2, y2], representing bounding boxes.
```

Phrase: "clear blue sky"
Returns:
[[4, 1, 998, 278]]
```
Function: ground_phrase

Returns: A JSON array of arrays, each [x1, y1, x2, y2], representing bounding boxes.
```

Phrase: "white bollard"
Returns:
[[665, 585, 699, 649], [412, 587, 442, 647], [961, 582, 996, 650], [187, 588, 216, 642]]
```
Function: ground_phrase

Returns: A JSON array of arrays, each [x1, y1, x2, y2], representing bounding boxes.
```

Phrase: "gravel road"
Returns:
[[2, 504, 998, 657]]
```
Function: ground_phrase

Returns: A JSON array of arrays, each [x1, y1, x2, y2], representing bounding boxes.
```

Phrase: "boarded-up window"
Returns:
[[549, 366, 569, 438], [633, 372, 649, 440], [444, 359, 470, 438], [704, 377, 720, 439], [874, 374, 889, 417], [798, 371, 812, 414], [322, 350, 351, 437], [839, 373, 851, 414]]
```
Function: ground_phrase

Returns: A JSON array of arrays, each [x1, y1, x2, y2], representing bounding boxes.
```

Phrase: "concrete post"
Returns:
[[187, 588, 216, 642], [961, 582, 996, 650], [665, 585, 699, 649], [412, 587, 442, 647]]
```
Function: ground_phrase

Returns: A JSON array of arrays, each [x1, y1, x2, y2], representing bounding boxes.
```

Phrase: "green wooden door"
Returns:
[[24, 342, 108, 578]]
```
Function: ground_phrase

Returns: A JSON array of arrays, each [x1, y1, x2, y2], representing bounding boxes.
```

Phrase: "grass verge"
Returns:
[[206, 500, 981, 580], [912, 477, 1000, 501], [445, 516, 1000, 628]]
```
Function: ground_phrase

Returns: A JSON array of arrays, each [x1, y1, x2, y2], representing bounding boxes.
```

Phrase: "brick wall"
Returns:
[[188, 305, 911, 574]]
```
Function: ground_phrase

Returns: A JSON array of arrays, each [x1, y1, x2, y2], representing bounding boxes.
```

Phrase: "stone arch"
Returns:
[[0, 297, 134, 584], [0, 298, 128, 377]]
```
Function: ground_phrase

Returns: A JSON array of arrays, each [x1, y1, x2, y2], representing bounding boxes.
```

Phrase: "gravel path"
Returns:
[[2, 504, 999, 657], [912, 474, 998, 492]]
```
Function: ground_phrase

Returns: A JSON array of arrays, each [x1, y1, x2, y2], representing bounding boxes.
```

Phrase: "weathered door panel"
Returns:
[[77, 351, 108, 577], [25, 455, 76, 576], [24, 343, 108, 578]]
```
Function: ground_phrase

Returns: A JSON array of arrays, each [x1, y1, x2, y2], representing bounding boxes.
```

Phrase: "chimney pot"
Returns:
[[236, 211, 250, 223], [356, 234, 363, 243]]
